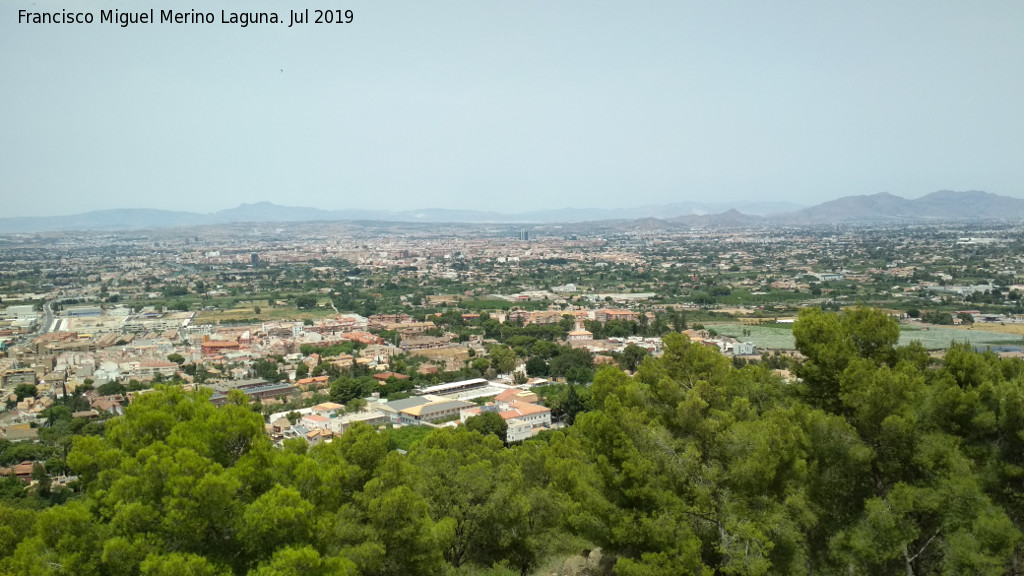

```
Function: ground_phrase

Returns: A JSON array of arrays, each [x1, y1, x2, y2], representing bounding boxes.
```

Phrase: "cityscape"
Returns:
[[4, 0, 1024, 574], [3, 200, 1024, 573]]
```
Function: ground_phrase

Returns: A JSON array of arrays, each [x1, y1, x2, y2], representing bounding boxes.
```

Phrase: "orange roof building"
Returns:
[[201, 336, 240, 355]]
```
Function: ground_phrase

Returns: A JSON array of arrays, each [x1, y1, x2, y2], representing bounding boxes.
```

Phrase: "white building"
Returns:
[[460, 396, 552, 443], [301, 414, 331, 430]]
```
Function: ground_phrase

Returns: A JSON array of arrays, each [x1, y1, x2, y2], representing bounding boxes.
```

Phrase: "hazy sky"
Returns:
[[2, 0, 1023, 217]]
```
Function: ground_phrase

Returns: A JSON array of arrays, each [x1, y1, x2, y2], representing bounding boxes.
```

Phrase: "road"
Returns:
[[10, 298, 57, 349]]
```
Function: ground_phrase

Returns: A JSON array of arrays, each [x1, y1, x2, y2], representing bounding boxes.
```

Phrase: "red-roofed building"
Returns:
[[295, 375, 330, 390], [567, 329, 593, 342], [461, 398, 551, 442], [305, 428, 335, 446], [494, 388, 539, 405], [0, 461, 38, 482], [301, 414, 331, 430], [91, 394, 126, 416], [135, 361, 178, 379], [346, 331, 384, 346], [201, 336, 240, 355], [595, 309, 636, 323]]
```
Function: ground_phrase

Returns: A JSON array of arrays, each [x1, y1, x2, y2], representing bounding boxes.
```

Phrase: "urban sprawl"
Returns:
[[3, 220, 1024, 482]]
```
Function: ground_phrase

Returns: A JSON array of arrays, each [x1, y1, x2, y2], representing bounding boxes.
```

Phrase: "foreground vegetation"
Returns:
[[4, 307, 1024, 575]]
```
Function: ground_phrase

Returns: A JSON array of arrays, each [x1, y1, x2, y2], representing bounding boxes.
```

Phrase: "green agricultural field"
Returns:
[[707, 322, 1024, 351], [898, 324, 1024, 350], [460, 299, 550, 311], [711, 288, 813, 307], [195, 299, 337, 324], [706, 323, 796, 350]]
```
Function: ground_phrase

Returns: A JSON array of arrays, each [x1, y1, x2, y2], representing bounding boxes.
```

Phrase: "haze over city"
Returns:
[[2, 0, 1023, 217]]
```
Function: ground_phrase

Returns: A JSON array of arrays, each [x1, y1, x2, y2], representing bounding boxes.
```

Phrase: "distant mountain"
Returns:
[[669, 208, 766, 228], [780, 190, 1024, 224], [513, 201, 804, 222], [913, 190, 1024, 219], [0, 209, 212, 233], [0, 191, 1019, 233], [783, 192, 915, 224], [212, 202, 335, 223], [0, 200, 803, 232]]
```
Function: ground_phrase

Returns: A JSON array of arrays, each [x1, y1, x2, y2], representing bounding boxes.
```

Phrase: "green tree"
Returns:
[[403, 427, 503, 569], [249, 546, 357, 576], [525, 357, 549, 377], [671, 309, 687, 332], [30, 462, 50, 498], [562, 384, 585, 425], [13, 383, 36, 401], [619, 344, 650, 372], [330, 377, 375, 404], [922, 310, 954, 325], [6, 502, 103, 575], [0, 506, 37, 559], [140, 552, 231, 576], [96, 380, 127, 396], [549, 348, 593, 381], [361, 484, 454, 576], [488, 345, 517, 375], [793, 307, 899, 411], [295, 295, 318, 309], [237, 486, 314, 563], [465, 412, 508, 443]]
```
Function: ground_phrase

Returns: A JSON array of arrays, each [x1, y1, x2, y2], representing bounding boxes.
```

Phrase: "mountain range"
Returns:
[[0, 191, 1020, 233], [781, 190, 1024, 224]]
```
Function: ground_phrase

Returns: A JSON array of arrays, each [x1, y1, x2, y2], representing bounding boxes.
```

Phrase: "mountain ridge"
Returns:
[[0, 191, 1020, 233]]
